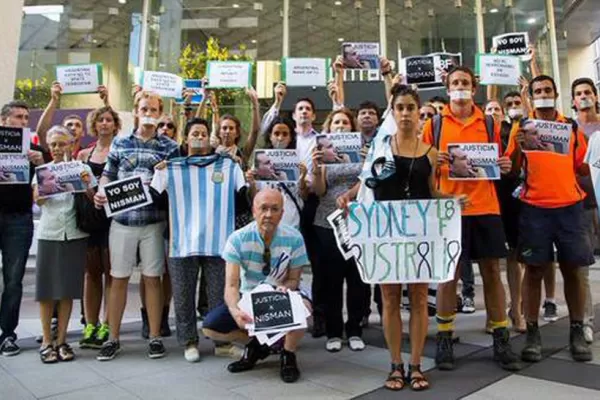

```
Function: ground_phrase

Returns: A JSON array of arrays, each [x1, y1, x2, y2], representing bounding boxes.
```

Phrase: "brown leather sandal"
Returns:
[[40, 344, 58, 364], [408, 364, 430, 391], [384, 363, 405, 391]]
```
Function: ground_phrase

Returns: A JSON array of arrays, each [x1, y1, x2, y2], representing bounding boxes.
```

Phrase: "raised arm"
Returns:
[[36, 82, 62, 149], [528, 45, 541, 78], [381, 56, 394, 102], [241, 87, 260, 162], [259, 82, 286, 135], [332, 55, 345, 108]]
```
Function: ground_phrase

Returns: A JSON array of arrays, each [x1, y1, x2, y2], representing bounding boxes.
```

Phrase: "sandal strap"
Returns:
[[390, 363, 404, 372], [40, 344, 54, 354], [408, 364, 422, 373]]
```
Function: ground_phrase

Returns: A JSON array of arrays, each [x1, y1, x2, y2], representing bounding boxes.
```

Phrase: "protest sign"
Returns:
[[0, 127, 30, 154], [206, 61, 253, 89], [103, 175, 153, 218], [253, 149, 299, 182], [281, 58, 330, 87], [448, 143, 500, 180], [476, 54, 521, 86], [142, 71, 184, 98], [0, 154, 29, 185], [399, 52, 462, 88], [56, 63, 103, 94], [35, 161, 97, 198], [175, 79, 205, 104], [342, 42, 380, 70], [238, 284, 310, 340], [328, 199, 462, 284], [316, 132, 362, 164], [492, 32, 531, 60], [584, 131, 600, 218], [522, 119, 572, 155]]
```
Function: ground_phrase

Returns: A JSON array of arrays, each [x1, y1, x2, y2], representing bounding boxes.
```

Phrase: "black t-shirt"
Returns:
[[0, 143, 51, 214]]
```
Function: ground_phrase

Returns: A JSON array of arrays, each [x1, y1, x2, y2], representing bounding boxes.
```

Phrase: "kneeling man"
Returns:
[[203, 188, 311, 383]]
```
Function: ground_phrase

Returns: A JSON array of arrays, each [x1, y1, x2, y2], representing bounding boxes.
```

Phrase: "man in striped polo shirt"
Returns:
[[202, 189, 311, 383]]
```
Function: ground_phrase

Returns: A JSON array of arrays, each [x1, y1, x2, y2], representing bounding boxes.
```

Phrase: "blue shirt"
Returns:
[[103, 131, 179, 226], [222, 221, 309, 292]]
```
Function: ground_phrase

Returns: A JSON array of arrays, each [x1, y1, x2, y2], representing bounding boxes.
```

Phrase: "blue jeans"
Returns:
[[0, 212, 33, 341]]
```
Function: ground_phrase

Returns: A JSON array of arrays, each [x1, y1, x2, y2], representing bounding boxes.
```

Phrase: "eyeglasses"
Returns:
[[419, 113, 434, 120], [262, 247, 271, 276], [158, 122, 175, 129]]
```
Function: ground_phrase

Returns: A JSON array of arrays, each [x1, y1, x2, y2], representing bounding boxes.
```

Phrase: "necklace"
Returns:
[[394, 135, 420, 198]]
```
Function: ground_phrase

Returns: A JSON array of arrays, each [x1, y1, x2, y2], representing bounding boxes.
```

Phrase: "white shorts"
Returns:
[[109, 221, 166, 278]]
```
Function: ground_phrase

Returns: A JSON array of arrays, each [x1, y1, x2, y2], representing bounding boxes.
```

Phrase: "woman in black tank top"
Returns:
[[76, 106, 121, 349], [339, 85, 464, 391]]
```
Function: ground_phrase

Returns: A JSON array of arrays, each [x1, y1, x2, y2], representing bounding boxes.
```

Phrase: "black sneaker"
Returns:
[[148, 338, 166, 359], [435, 331, 455, 370], [311, 315, 326, 339], [227, 338, 270, 373], [280, 350, 300, 383], [97, 340, 121, 361], [542, 301, 558, 322], [521, 322, 542, 362], [570, 322, 593, 362], [492, 328, 522, 371], [0, 337, 20, 357]]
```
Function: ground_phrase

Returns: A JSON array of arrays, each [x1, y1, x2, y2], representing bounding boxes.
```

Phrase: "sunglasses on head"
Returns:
[[420, 113, 434, 120], [158, 122, 175, 129], [262, 247, 271, 276]]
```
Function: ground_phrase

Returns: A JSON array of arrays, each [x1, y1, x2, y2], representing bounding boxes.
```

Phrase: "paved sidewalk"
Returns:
[[1, 259, 600, 399]]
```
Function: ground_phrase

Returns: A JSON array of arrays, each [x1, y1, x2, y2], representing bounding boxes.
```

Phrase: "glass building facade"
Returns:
[[12, 0, 599, 115]]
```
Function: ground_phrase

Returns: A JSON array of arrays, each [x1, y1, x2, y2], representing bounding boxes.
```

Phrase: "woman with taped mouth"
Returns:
[[311, 107, 369, 354], [337, 84, 466, 391]]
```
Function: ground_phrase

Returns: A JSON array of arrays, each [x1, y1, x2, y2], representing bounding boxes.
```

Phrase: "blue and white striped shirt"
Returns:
[[222, 221, 309, 292], [153, 154, 246, 258]]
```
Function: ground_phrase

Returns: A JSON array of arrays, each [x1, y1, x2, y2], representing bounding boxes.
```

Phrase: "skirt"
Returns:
[[36, 238, 88, 301]]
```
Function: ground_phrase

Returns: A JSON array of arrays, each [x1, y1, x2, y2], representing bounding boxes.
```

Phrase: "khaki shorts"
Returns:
[[109, 221, 166, 278]]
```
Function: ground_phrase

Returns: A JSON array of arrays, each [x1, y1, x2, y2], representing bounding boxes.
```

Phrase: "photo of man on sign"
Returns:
[[255, 151, 288, 181], [448, 146, 488, 179], [520, 120, 557, 153], [316, 136, 351, 164]]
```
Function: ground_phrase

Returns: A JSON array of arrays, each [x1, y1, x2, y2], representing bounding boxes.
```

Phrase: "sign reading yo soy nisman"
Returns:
[[329, 199, 462, 284]]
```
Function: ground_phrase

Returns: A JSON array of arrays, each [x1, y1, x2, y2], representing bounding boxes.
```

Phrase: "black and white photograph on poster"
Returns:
[[253, 149, 299, 181], [341, 42, 380, 70], [327, 209, 359, 262], [316, 132, 362, 164], [238, 284, 310, 337], [492, 32, 531, 60], [0, 154, 29, 185], [448, 143, 500, 180], [521, 119, 572, 155], [0, 127, 30, 154], [103, 175, 153, 217], [35, 161, 97, 198]]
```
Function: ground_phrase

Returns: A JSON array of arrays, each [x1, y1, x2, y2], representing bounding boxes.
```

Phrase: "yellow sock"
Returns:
[[436, 313, 456, 332], [489, 320, 509, 330]]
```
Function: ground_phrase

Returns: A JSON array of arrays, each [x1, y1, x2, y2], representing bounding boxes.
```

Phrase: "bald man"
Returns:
[[202, 189, 311, 383]]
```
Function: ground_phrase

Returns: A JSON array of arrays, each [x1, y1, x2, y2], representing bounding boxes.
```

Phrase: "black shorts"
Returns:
[[517, 201, 594, 267], [461, 215, 508, 262]]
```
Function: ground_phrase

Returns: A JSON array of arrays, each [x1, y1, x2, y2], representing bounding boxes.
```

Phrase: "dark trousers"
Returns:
[[460, 260, 475, 300], [301, 195, 325, 318], [315, 226, 368, 338], [0, 212, 33, 341]]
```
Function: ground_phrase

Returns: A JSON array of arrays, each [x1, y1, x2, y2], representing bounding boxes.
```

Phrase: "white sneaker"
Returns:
[[348, 336, 365, 351], [583, 325, 594, 344], [184, 345, 200, 363], [325, 337, 342, 352]]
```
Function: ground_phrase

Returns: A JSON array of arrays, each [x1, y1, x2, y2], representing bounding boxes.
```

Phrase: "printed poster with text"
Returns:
[[142, 71, 184, 98], [448, 143, 500, 180], [400, 53, 462, 88], [253, 149, 300, 182], [281, 58, 330, 87], [327, 199, 462, 284], [35, 161, 97, 198], [207, 61, 253, 89], [56, 63, 103, 94], [492, 32, 531, 61], [522, 120, 572, 156], [476, 54, 521, 86]]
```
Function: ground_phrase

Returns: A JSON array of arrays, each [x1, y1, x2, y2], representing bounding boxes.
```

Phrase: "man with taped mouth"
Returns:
[[202, 188, 311, 383]]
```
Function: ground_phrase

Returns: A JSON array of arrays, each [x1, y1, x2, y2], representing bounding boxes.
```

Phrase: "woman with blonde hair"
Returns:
[[76, 107, 121, 349]]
